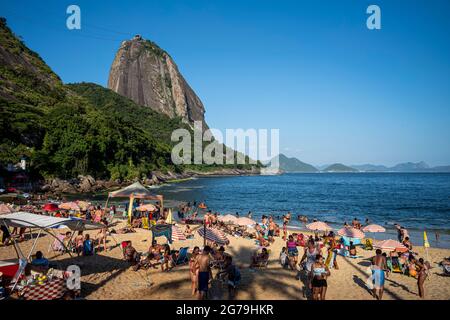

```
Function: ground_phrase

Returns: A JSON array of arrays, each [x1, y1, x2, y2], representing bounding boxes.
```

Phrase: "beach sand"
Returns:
[[1, 221, 449, 300]]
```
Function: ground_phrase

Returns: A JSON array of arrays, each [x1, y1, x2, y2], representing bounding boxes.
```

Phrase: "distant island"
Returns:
[[267, 154, 450, 173]]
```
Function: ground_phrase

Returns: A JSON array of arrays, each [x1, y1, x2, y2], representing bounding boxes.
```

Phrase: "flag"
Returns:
[[423, 231, 430, 248], [165, 208, 173, 224]]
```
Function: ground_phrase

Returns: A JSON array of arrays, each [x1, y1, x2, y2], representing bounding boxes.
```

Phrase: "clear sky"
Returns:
[[1, 0, 449, 166]]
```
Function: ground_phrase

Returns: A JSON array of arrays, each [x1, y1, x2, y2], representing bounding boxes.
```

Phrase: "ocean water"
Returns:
[[156, 173, 450, 248]]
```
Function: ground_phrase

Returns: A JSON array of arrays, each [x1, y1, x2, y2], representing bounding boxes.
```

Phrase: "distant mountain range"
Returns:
[[267, 154, 450, 173]]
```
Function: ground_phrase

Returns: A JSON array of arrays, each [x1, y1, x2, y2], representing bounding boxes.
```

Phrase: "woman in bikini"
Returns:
[[189, 246, 200, 296], [416, 258, 429, 298], [310, 254, 330, 300]]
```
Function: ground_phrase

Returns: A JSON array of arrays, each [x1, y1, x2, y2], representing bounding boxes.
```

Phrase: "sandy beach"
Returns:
[[1, 220, 449, 300]]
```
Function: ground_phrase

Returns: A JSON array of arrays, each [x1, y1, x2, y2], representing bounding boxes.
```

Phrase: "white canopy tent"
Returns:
[[106, 182, 163, 225], [0, 212, 104, 291], [0, 211, 104, 231]]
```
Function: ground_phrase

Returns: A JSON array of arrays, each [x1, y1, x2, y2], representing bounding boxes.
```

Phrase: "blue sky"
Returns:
[[1, 0, 449, 166]]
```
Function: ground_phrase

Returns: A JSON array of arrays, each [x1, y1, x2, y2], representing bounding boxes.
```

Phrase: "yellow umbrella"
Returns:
[[165, 208, 173, 224], [423, 231, 430, 248]]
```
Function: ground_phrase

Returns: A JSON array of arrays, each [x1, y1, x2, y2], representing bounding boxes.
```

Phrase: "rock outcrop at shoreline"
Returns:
[[40, 167, 260, 195]]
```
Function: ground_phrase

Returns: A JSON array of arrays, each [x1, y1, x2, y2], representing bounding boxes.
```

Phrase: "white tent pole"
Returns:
[[26, 229, 42, 262]]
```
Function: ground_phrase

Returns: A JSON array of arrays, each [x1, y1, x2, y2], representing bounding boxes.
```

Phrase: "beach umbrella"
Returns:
[[136, 204, 157, 212], [0, 204, 13, 215], [58, 202, 80, 211], [198, 227, 229, 246], [373, 239, 408, 252], [171, 225, 186, 241], [362, 224, 386, 233], [76, 201, 90, 211], [236, 217, 256, 226], [306, 221, 333, 231], [337, 227, 365, 239], [43, 203, 59, 212], [218, 214, 238, 224]]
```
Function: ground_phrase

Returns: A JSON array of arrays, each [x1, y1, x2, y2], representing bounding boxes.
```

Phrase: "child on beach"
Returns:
[[280, 247, 288, 268]]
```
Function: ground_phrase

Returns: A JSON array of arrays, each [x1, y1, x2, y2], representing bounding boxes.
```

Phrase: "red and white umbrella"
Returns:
[[198, 227, 229, 245], [362, 224, 386, 233], [0, 204, 13, 215], [218, 214, 238, 224], [373, 239, 408, 252], [306, 221, 332, 231], [171, 225, 186, 241], [58, 202, 80, 211], [337, 227, 365, 239], [236, 217, 256, 226]]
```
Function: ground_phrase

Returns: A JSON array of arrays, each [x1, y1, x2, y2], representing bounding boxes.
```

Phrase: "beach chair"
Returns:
[[172, 247, 189, 266], [363, 238, 373, 250], [387, 256, 403, 273]]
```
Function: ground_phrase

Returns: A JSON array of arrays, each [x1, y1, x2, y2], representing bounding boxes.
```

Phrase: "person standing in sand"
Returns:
[[415, 258, 429, 298], [196, 246, 212, 300], [310, 254, 330, 300], [371, 249, 388, 300], [189, 246, 200, 296], [268, 216, 276, 243]]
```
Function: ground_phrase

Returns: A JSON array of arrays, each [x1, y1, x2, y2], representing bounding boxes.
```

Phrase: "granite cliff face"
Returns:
[[108, 35, 207, 128]]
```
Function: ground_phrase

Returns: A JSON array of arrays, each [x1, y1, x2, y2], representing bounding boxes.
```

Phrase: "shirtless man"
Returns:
[[196, 246, 212, 300], [268, 217, 276, 242], [371, 249, 388, 300], [148, 240, 163, 260]]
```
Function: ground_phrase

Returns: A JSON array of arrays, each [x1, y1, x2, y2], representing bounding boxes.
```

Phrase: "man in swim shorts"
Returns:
[[196, 245, 212, 299], [371, 249, 387, 300]]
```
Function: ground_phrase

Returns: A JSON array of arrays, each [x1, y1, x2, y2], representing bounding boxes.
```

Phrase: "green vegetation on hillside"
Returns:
[[0, 18, 260, 182]]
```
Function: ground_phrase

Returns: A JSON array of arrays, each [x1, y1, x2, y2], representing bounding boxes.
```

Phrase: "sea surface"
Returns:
[[155, 173, 450, 248]]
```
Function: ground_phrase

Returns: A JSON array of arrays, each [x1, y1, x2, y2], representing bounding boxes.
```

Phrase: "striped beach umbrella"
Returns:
[[306, 221, 332, 231], [362, 224, 386, 233], [374, 239, 408, 252], [198, 227, 229, 245], [337, 227, 365, 239], [171, 225, 186, 241]]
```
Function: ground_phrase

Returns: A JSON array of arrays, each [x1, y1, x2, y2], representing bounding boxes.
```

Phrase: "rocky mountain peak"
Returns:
[[108, 35, 207, 128]]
